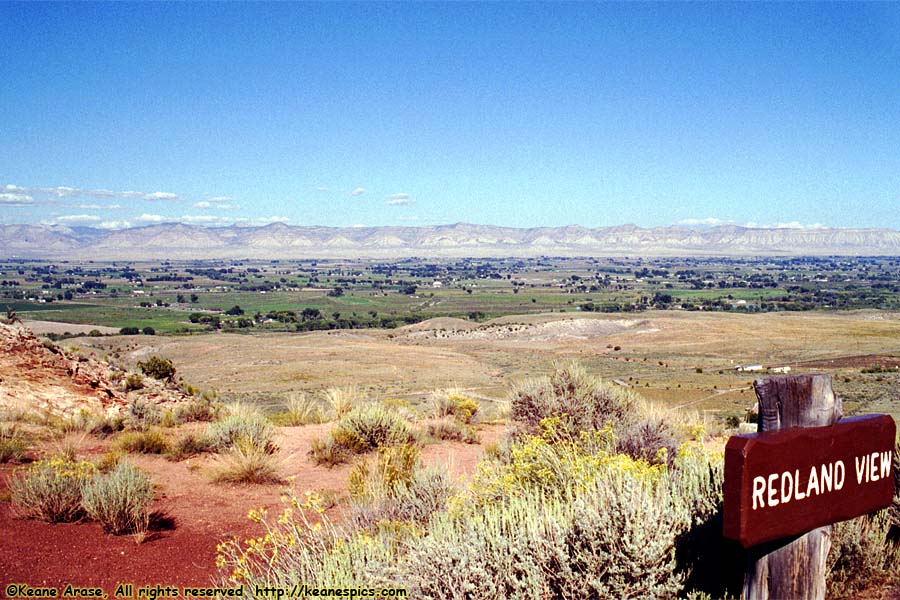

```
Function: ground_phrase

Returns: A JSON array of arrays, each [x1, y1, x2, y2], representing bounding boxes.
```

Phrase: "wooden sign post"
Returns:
[[723, 374, 896, 600]]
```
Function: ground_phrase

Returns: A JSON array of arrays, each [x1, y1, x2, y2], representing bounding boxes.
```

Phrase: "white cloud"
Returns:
[[316, 186, 329, 192], [195, 200, 238, 210], [678, 217, 731, 226], [771, 221, 827, 230], [77, 203, 102, 210], [387, 192, 415, 206], [206, 196, 234, 203], [3, 184, 180, 201], [136, 213, 167, 223], [349, 187, 366, 197], [54, 214, 102, 224], [97, 220, 132, 230], [144, 191, 178, 201], [742, 221, 829, 230], [0, 192, 34, 204]]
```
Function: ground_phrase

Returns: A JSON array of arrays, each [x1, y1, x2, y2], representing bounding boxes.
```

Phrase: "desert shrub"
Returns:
[[338, 403, 416, 449], [90, 413, 127, 438], [269, 392, 324, 426], [95, 448, 125, 473], [127, 398, 162, 431], [511, 362, 637, 436], [828, 510, 900, 597], [308, 435, 355, 468], [81, 461, 154, 535], [616, 415, 679, 467], [115, 429, 170, 455], [169, 431, 215, 460], [381, 397, 419, 422], [138, 356, 175, 380], [349, 444, 421, 500], [176, 394, 222, 423], [124, 373, 145, 392], [9, 458, 96, 522], [430, 388, 480, 424], [0, 423, 29, 463], [211, 438, 283, 484], [207, 404, 276, 453], [216, 493, 397, 588], [349, 445, 453, 530], [309, 404, 416, 467], [427, 417, 480, 444]]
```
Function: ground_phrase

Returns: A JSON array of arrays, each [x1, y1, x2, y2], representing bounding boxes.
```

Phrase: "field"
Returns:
[[68, 309, 900, 424], [2, 259, 900, 598]]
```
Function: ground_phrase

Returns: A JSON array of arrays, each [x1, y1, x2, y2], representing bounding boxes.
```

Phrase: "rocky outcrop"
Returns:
[[0, 322, 188, 418]]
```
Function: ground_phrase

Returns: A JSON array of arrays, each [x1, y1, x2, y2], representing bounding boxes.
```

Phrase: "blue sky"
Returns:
[[2, 2, 899, 230]]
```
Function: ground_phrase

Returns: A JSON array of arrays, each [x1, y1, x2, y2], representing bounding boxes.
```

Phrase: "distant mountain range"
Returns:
[[2, 223, 900, 259]]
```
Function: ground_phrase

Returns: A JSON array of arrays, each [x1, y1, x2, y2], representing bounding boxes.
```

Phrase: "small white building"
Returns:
[[770, 366, 792, 374], [432, 280, 443, 288], [736, 364, 764, 372]]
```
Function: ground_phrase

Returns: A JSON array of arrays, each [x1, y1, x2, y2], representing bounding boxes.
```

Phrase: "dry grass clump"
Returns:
[[175, 393, 222, 423], [211, 438, 284, 485], [0, 423, 30, 463], [81, 461, 154, 535], [168, 430, 216, 461], [309, 403, 417, 467], [115, 429, 170, 455], [269, 392, 325, 426], [427, 417, 479, 444], [322, 386, 358, 419]]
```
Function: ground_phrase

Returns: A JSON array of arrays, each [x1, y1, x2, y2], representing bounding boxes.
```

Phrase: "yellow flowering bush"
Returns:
[[9, 457, 96, 522]]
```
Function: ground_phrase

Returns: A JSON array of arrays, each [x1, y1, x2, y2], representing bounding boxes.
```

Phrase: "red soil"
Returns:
[[0, 423, 505, 595]]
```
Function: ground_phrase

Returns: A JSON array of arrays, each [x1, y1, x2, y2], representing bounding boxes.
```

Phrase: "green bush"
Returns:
[[9, 458, 96, 522], [138, 356, 176, 380], [511, 363, 637, 437], [309, 403, 416, 466], [207, 405, 276, 453], [115, 429, 170, 454], [81, 461, 154, 535]]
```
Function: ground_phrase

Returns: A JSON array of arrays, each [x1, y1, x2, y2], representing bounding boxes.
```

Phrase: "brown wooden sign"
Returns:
[[724, 414, 896, 548]]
